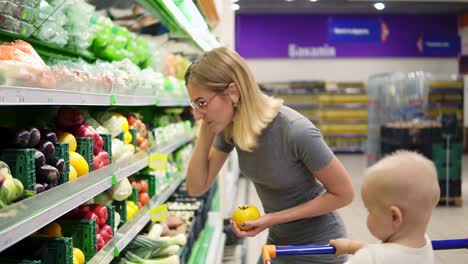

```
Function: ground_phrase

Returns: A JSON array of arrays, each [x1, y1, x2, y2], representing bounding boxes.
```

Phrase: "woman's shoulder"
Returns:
[[277, 105, 317, 129]]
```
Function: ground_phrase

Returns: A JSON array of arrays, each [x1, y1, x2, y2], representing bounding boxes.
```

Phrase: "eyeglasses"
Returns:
[[189, 92, 221, 112], [190, 83, 231, 112]]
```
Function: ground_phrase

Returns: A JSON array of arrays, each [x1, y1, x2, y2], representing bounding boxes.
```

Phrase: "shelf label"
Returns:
[[111, 175, 118, 185], [150, 203, 169, 222], [113, 246, 120, 257], [149, 153, 168, 170], [110, 95, 117, 105], [155, 98, 161, 105]]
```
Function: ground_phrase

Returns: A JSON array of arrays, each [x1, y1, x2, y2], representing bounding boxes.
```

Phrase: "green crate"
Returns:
[[59, 220, 97, 261], [76, 137, 94, 172], [99, 134, 112, 164], [106, 205, 116, 233], [432, 143, 463, 165], [128, 187, 139, 205], [435, 161, 462, 181], [53, 142, 70, 184], [0, 258, 42, 264], [0, 148, 36, 191], [148, 175, 156, 198], [4, 237, 73, 264], [129, 129, 137, 147], [113, 200, 127, 227]]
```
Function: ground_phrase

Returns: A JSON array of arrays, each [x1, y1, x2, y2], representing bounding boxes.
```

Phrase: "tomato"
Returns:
[[232, 205, 261, 231], [139, 180, 148, 193], [139, 192, 150, 205]]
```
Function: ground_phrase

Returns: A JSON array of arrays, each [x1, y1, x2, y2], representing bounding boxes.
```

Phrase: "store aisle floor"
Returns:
[[245, 154, 468, 264]]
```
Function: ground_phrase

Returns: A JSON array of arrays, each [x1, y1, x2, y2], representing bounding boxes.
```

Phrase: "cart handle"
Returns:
[[262, 238, 468, 264]]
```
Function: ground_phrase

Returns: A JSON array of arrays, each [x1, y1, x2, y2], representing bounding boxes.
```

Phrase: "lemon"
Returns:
[[58, 132, 77, 152], [124, 131, 132, 144], [73, 248, 85, 264], [70, 152, 89, 177], [69, 165, 78, 181]]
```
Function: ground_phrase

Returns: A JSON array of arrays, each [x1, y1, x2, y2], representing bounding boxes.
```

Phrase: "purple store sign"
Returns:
[[235, 14, 460, 58]]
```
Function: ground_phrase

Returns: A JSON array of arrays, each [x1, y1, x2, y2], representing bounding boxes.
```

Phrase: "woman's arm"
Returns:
[[186, 122, 229, 196]]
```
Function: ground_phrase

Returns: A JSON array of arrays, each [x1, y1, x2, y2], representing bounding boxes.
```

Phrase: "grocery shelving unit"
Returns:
[[0, 132, 194, 253], [0, 85, 189, 107], [89, 173, 186, 264], [264, 83, 368, 153]]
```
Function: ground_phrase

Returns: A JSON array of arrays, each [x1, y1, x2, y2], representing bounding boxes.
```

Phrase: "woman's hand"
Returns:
[[229, 214, 274, 238]]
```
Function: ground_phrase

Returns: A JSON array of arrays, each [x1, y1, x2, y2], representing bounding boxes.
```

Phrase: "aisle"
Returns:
[[243, 154, 468, 264]]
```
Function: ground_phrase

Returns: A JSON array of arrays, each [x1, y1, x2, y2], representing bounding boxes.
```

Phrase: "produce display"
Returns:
[[0, 161, 24, 208], [0, 39, 56, 88]]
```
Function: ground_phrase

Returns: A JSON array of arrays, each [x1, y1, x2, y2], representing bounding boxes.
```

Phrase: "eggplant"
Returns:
[[27, 128, 41, 148], [36, 164, 60, 183], [46, 156, 66, 174], [36, 141, 55, 158], [34, 149, 46, 170], [43, 182, 50, 190], [40, 129, 57, 144], [0, 128, 30, 148], [35, 183, 45, 193]]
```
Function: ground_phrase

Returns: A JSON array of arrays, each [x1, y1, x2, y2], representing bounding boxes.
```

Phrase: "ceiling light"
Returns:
[[232, 0, 239, 2], [309, 0, 318, 2], [374, 2, 385, 11], [231, 3, 240, 11], [285, 0, 296, 2]]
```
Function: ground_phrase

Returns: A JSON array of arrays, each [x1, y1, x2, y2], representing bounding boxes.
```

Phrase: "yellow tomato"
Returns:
[[69, 152, 89, 177], [58, 132, 77, 152], [232, 205, 261, 231], [73, 248, 85, 264], [124, 131, 132, 144], [69, 165, 78, 181]]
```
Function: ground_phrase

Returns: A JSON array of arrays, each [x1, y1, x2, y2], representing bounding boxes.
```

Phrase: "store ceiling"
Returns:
[[236, 0, 468, 14]]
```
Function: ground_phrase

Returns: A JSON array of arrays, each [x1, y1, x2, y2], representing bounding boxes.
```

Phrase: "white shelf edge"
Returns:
[[0, 85, 189, 107]]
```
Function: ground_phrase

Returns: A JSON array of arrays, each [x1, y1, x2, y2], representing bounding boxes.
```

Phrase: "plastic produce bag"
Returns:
[[0, 40, 56, 88]]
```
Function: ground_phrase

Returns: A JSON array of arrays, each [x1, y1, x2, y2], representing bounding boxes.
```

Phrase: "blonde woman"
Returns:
[[185, 47, 354, 264]]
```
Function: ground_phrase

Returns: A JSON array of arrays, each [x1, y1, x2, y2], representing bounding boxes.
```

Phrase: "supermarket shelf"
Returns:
[[428, 103, 464, 109], [428, 88, 464, 94], [0, 151, 148, 252], [324, 88, 367, 94], [89, 175, 185, 264], [0, 85, 189, 106], [216, 234, 227, 264], [323, 133, 367, 137], [151, 133, 195, 154], [319, 104, 368, 109], [316, 119, 367, 124], [267, 88, 325, 94], [332, 147, 364, 153], [0, 134, 194, 252], [287, 104, 320, 109]]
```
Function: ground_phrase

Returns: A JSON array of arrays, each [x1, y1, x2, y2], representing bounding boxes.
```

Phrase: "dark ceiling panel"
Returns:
[[237, 0, 468, 14]]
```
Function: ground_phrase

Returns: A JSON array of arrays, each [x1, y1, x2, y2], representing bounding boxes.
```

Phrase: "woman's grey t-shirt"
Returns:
[[214, 106, 347, 263]]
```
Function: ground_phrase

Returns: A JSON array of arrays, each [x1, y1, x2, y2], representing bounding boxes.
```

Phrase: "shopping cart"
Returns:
[[262, 238, 468, 264]]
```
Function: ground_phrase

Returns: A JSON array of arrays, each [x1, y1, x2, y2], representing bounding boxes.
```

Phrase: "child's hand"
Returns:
[[329, 238, 366, 257]]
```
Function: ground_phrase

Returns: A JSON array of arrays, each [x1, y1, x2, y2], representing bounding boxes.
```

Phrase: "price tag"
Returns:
[[110, 94, 117, 105], [155, 98, 161, 105], [113, 246, 120, 257], [150, 204, 169, 222], [111, 175, 118, 186], [149, 153, 168, 170]]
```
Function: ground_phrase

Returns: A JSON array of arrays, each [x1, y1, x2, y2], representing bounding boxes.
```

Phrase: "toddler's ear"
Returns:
[[390, 205, 403, 229]]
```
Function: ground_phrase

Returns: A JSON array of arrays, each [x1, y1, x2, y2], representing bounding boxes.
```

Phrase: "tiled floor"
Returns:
[[244, 154, 468, 264]]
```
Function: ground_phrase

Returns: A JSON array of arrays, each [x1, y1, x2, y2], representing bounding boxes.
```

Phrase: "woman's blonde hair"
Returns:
[[185, 47, 282, 152]]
